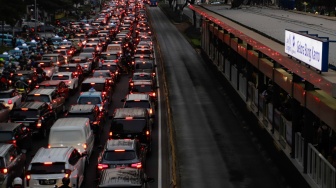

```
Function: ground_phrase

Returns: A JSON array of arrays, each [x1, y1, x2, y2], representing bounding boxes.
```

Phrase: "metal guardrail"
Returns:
[[295, 132, 304, 167]]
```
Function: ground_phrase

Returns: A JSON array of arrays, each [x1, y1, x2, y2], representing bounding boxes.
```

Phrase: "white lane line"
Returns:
[[155, 44, 162, 188]]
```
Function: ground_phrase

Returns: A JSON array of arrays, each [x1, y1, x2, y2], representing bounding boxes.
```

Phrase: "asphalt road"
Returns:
[[149, 5, 294, 188]]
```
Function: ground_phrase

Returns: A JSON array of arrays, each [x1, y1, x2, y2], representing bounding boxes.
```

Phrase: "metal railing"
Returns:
[[307, 143, 336, 188], [295, 132, 304, 167]]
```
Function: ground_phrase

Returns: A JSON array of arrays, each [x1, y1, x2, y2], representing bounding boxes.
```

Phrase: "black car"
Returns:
[[0, 144, 26, 188], [0, 123, 33, 150], [10, 102, 56, 138], [65, 104, 105, 142], [97, 139, 147, 177], [109, 108, 152, 153], [9, 70, 39, 91]]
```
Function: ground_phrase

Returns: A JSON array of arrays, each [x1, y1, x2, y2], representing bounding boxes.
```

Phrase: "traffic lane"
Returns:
[[149, 7, 290, 188], [81, 73, 160, 188]]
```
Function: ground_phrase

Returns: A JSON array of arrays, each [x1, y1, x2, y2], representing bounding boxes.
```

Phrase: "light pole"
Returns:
[[34, 0, 37, 35]]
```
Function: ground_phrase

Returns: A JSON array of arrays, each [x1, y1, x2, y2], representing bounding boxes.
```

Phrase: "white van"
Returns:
[[48, 117, 94, 158], [106, 43, 122, 54]]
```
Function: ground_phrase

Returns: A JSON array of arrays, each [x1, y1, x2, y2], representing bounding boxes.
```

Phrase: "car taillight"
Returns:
[[7, 99, 12, 104], [131, 162, 142, 168], [1, 168, 7, 174], [149, 108, 153, 115], [48, 144, 51, 148], [28, 80, 32, 83], [83, 143, 87, 149], [25, 171, 31, 186], [64, 169, 71, 178], [98, 164, 108, 170], [109, 131, 113, 137], [37, 117, 44, 127], [146, 130, 150, 136]]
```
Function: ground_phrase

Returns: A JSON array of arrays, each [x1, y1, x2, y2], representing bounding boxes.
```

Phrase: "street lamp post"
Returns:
[[34, 0, 37, 35]]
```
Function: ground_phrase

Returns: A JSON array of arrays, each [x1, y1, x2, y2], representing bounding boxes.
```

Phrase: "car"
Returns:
[[121, 93, 155, 121], [9, 70, 39, 92], [10, 102, 56, 138], [65, 104, 105, 142], [133, 59, 156, 76], [36, 80, 70, 100], [25, 88, 66, 115], [97, 168, 154, 188], [70, 56, 93, 75], [109, 108, 152, 153], [92, 70, 115, 87], [25, 147, 86, 188], [0, 89, 22, 110], [35, 59, 57, 79], [77, 89, 109, 114], [41, 53, 66, 67], [0, 103, 11, 123], [51, 72, 79, 92], [97, 139, 147, 176], [58, 63, 84, 83], [0, 144, 26, 188], [101, 60, 121, 82], [129, 71, 155, 91], [129, 81, 157, 103], [81, 77, 113, 103], [0, 123, 33, 150]]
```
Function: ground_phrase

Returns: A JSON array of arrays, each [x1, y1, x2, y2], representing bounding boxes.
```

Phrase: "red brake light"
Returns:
[[7, 100, 12, 104], [131, 162, 142, 168], [1, 168, 8, 174], [98, 164, 108, 170]]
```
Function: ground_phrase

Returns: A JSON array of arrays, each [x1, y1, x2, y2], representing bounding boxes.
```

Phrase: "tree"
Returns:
[[0, 0, 26, 26]]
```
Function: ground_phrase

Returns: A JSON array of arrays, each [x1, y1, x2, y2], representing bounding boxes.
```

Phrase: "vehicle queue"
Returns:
[[0, 0, 157, 187]]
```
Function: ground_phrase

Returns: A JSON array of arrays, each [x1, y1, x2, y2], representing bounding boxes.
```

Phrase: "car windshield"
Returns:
[[67, 113, 95, 121], [11, 109, 38, 119], [81, 83, 105, 92], [52, 75, 70, 80], [58, 67, 77, 72], [124, 101, 150, 108], [103, 150, 136, 161], [131, 85, 152, 93], [133, 74, 151, 81], [78, 97, 101, 105], [0, 132, 13, 142], [30, 162, 65, 174], [0, 93, 12, 98], [26, 95, 50, 103], [112, 119, 146, 133]]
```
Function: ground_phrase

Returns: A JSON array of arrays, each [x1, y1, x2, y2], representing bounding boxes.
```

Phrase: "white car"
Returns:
[[0, 89, 22, 110], [51, 72, 79, 91], [25, 147, 86, 188]]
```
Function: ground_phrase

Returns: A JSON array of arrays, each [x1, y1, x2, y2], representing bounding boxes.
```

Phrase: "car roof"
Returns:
[[0, 144, 13, 157], [52, 72, 73, 76], [28, 88, 55, 95], [82, 77, 107, 83], [0, 123, 22, 132], [125, 93, 150, 101], [98, 168, 142, 187], [113, 108, 147, 119], [51, 118, 90, 130], [39, 80, 63, 86], [59, 63, 79, 67], [105, 139, 136, 151], [31, 147, 74, 163], [132, 81, 153, 85], [16, 101, 46, 110], [68, 104, 96, 113]]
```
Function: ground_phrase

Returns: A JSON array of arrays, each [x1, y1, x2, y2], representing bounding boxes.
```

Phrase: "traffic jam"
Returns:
[[0, 0, 157, 187]]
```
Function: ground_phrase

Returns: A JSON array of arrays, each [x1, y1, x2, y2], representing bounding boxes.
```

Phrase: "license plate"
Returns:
[[40, 179, 56, 185]]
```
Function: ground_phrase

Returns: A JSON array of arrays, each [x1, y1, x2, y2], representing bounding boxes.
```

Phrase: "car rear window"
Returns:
[[58, 67, 76, 72], [0, 157, 5, 168], [130, 85, 152, 93], [102, 64, 118, 72], [112, 119, 146, 133], [100, 54, 118, 60], [81, 83, 105, 92], [78, 97, 101, 105], [93, 72, 110, 77], [135, 63, 153, 70], [67, 113, 95, 121], [39, 85, 57, 89], [52, 75, 70, 80], [0, 93, 11, 98], [26, 95, 50, 103], [133, 74, 151, 81], [30, 162, 65, 174], [124, 101, 150, 108], [11, 109, 38, 119], [103, 150, 136, 161], [0, 132, 14, 142]]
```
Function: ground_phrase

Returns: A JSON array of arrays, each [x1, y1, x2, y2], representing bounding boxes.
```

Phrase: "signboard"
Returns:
[[285, 29, 329, 72]]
